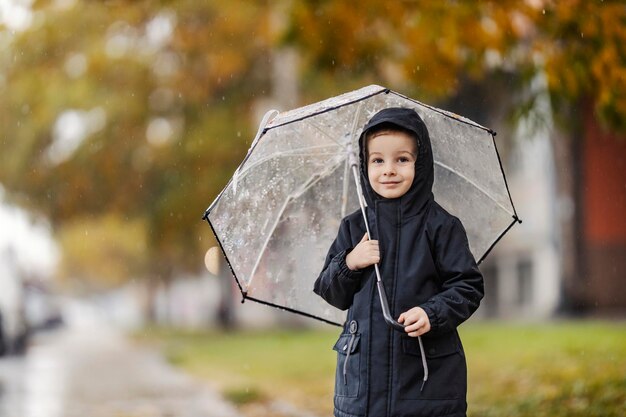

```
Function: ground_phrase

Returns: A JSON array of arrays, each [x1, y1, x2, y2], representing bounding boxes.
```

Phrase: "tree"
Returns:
[[283, 0, 626, 133], [56, 214, 148, 290], [3, 0, 624, 296], [0, 0, 273, 286]]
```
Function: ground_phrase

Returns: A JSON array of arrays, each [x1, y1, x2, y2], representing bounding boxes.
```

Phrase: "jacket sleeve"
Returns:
[[420, 216, 484, 335], [313, 219, 363, 310]]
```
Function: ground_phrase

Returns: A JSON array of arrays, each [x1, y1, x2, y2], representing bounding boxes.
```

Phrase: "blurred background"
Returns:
[[0, 1, 625, 417]]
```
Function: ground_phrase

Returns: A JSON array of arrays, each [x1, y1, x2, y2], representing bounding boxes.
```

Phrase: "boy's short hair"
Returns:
[[364, 122, 419, 156]]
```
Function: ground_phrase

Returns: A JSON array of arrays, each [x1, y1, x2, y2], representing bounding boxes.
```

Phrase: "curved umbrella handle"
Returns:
[[350, 162, 429, 387], [375, 262, 429, 387], [375, 273, 405, 332]]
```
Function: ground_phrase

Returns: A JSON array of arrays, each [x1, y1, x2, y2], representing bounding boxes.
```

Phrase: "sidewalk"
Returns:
[[0, 300, 241, 417]]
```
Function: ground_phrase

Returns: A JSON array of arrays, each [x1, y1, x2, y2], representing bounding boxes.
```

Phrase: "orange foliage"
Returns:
[[285, 0, 626, 131]]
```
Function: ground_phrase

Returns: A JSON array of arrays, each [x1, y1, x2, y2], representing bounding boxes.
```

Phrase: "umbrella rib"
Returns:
[[290, 159, 345, 200], [246, 159, 345, 290], [238, 151, 341, 186], [246, 197, 291, 291], [341, 156, 350, 218], [434, 161, 515, 216], [236, 145, 341, 180], [341, 101, 365, 217], [303, 119, 346, 147]]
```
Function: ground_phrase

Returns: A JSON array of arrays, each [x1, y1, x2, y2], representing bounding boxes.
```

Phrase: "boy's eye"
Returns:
[[370, 158, 383, 164], [398, 157, 410, 163]]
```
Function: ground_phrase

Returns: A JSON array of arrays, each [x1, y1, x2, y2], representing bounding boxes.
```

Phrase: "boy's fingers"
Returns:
[[360, 233, 369, 243], [402, 315, 418, 327], [405, 319, 423, 333]]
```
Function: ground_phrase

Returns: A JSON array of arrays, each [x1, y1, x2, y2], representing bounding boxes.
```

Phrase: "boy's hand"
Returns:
[[398, 307, 431, 337], [346, 233, 380, 271]]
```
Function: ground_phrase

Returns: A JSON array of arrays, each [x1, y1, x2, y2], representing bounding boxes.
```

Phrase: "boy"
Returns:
[[314, 107, 484, 417]]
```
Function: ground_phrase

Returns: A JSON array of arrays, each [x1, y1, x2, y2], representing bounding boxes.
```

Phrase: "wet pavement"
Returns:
[[0, 301, 241, 417]]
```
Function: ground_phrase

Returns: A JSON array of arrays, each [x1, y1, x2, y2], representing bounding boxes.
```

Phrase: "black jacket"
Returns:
[[314, 107, 484, 417]]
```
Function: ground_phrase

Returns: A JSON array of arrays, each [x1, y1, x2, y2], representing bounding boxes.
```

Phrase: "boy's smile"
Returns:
[[367, 131, 416, 199]]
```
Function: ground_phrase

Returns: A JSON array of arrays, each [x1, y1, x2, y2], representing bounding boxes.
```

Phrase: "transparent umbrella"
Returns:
[[203, 84, 521, 326]]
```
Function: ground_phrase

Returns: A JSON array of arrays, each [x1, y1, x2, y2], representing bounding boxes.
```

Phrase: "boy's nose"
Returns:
[[383, 164, 396, 175]]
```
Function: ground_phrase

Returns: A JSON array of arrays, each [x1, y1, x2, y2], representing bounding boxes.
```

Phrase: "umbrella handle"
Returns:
[[350, 162, 406, 333], [350, 162, 429, 386], [375, 272, 405, 332], [376, 268, 429, 386]]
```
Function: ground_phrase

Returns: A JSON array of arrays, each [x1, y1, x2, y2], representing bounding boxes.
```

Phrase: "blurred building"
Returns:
[[449, 76, 562, 320], [563, 104, 626, 315], [480, 120, 561, 319], [451, 77, 626, 319]]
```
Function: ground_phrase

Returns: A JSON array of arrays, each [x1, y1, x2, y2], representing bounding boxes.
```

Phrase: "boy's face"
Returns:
[[367, 131, 416, 199]]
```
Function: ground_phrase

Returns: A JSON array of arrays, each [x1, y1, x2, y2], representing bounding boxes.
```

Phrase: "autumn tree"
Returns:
[[284, 0, 626, 133], [0, 0, 273, 288], [2, 0, 625, 294]]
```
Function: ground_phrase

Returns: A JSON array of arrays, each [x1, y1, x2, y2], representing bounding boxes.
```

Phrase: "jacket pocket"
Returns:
[[398, 332, 466, 400], [333, 332, 361, 398]]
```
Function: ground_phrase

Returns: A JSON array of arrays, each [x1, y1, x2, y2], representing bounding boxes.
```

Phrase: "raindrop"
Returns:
[[542, 9, 545, 14]]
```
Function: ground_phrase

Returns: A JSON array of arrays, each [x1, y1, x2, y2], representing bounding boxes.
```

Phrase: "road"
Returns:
[[0, 301, 241, 417]]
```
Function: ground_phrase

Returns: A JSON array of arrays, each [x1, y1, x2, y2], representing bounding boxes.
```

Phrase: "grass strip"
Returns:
[[137, 321, 626, 417]]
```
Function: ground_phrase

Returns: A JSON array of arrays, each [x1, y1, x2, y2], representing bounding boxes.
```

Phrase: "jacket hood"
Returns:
[[358, 107, 434, 216]]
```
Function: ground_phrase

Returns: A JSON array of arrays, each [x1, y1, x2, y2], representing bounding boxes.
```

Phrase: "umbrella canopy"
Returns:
[[203, 85, 520, 326]]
